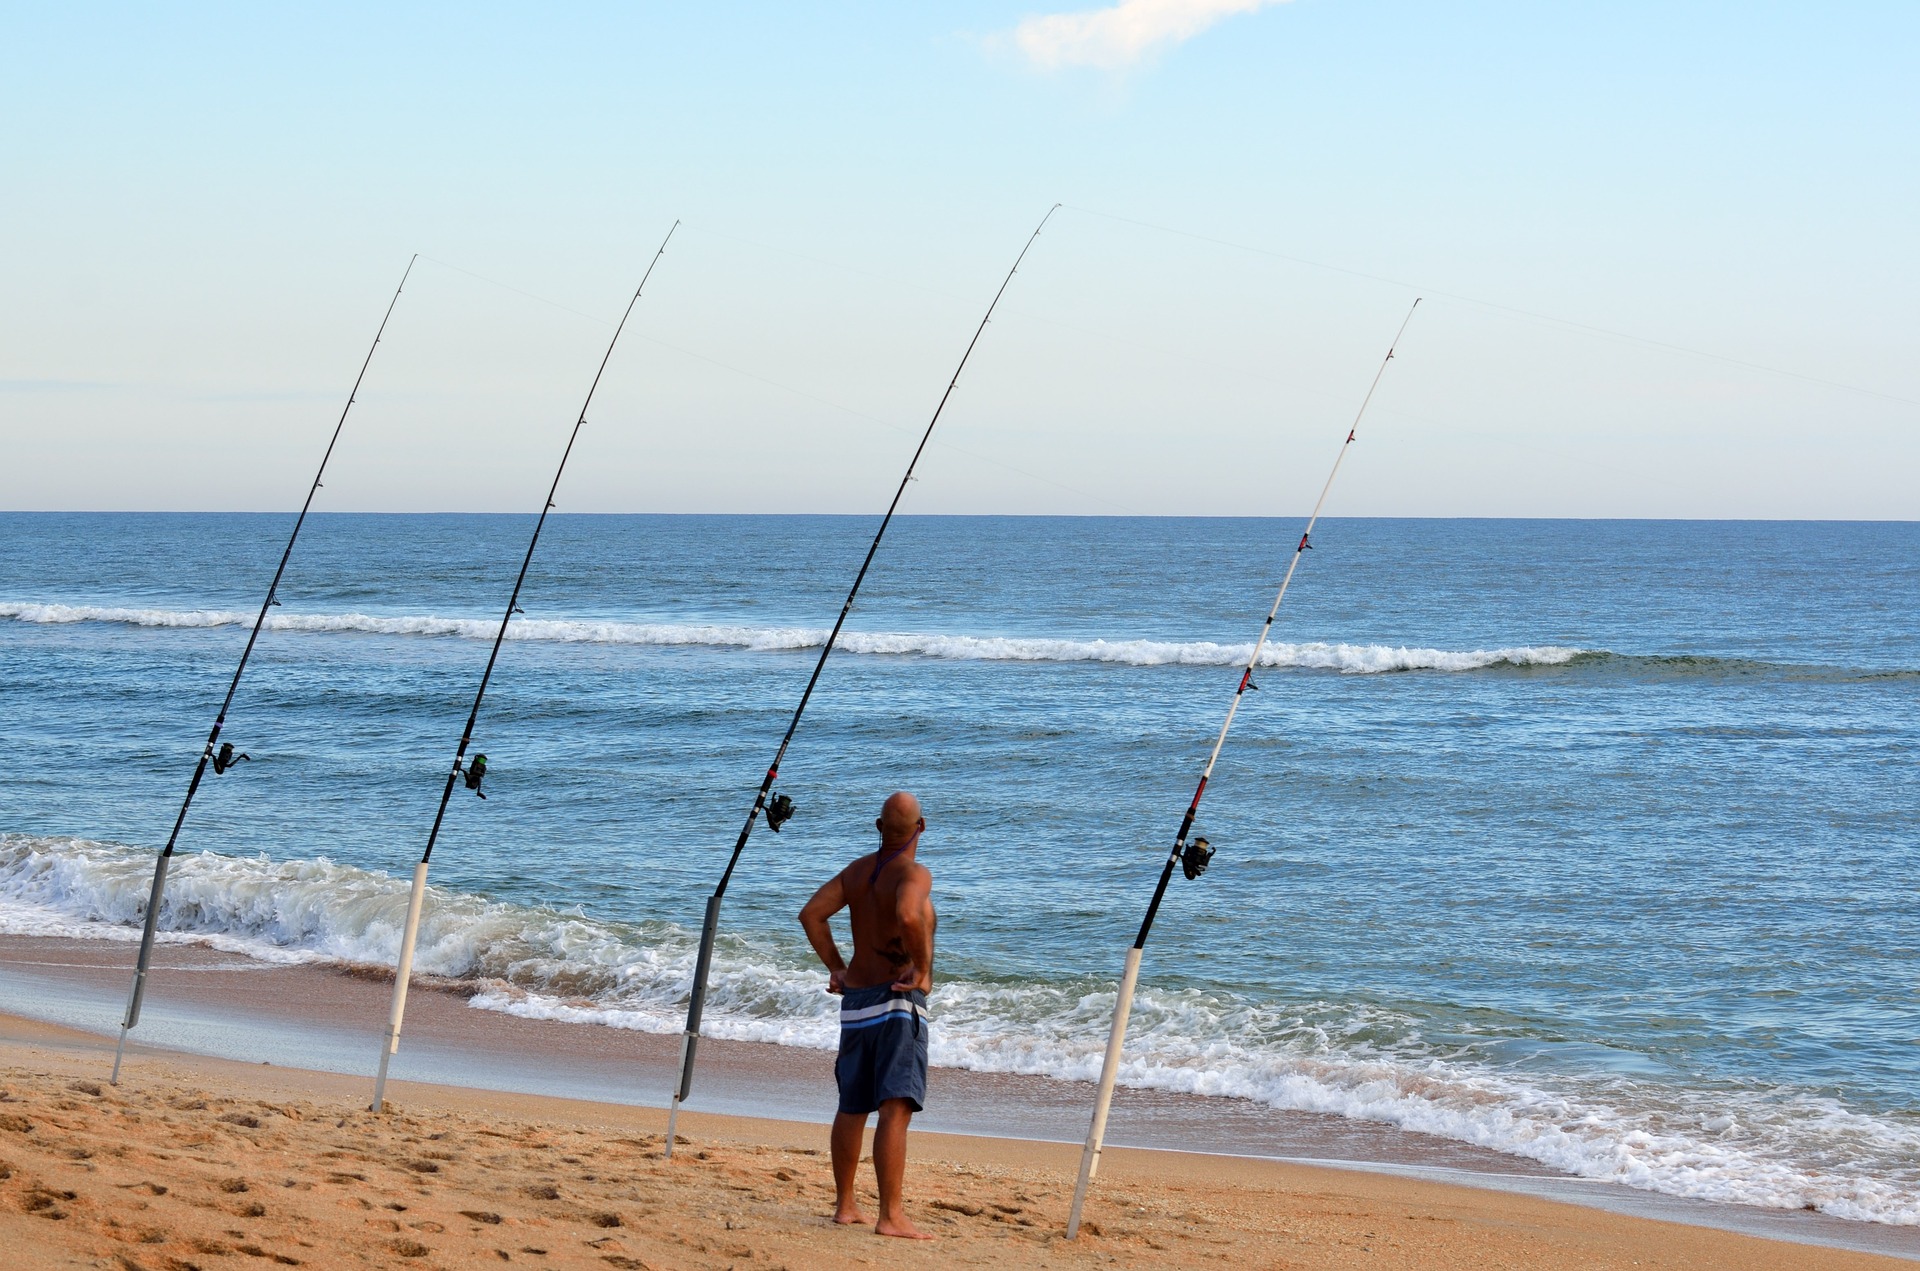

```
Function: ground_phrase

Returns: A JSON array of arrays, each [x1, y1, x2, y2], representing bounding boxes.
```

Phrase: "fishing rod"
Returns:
[[109, 255, 418, 1087], [1064, 299, 1421, 1239], [662, 205, 1062, 1156], [369, 223, 678, 1112]]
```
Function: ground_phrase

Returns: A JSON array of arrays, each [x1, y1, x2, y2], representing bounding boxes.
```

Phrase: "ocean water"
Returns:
[[1, 512, 1916, 1222]]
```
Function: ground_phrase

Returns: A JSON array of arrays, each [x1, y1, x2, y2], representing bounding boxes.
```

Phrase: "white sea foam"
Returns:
[[4, 833, 1916, 1224], [0, 602, 1585, 674]]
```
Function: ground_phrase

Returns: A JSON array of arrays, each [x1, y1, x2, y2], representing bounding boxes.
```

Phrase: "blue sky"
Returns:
[[2, 2, 1914, 516]]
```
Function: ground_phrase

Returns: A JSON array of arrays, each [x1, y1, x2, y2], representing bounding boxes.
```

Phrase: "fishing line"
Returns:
[[108, 254, 418, 1087], [681, 221, 973, 307], [1064, 298, 1422, 1240], [685, 220, 1444, 446], [422, 242, 1138, 513], [369, 223, 678, 1113], [1063, 203, 1919, 411], [419, 254, 615, 329], [661, 205, 1063, 1156], [685, 220, 1330, 402], [622, 327, 1141, 514]]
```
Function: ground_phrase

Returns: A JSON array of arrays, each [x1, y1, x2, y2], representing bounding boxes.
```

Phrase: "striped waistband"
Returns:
[[839, 993, 930, 1031]]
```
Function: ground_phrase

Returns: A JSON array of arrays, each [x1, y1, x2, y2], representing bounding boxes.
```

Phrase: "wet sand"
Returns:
[[5, 1014, 1917, 1271], [2, 934, 1917, 1266], [0, 934, 1576, 1169]]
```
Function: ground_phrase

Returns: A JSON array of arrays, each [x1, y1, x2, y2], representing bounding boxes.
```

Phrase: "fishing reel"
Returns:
[[764, 791, 795, 832], [461, 753, 488, 799], [210, 742, 251, 775], [1181, 835, 1214, 881]]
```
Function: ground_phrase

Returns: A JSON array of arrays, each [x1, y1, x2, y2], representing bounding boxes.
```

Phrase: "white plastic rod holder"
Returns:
[[1066, 946, 1142, 1239], [371, 860, 430, 1111]]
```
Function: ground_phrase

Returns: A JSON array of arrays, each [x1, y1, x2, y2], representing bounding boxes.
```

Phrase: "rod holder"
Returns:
[[371, 860, 430, 1111], [1067, 946, 1142, 1239]]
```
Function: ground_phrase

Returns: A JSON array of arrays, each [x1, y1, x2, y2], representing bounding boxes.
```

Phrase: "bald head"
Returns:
[[877, 791, 923, 847]]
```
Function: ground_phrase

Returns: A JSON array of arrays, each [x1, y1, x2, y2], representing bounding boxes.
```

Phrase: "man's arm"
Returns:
[[798, 872, 851, 994], [890, 866, 936, 993]]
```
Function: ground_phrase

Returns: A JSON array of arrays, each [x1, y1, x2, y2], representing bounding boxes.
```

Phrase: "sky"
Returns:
[[1, 1, 1915, 518]]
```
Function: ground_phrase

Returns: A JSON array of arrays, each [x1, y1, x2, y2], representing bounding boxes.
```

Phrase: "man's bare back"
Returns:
[[834, 847, 935, 991], [798, 791, 938, 1239]]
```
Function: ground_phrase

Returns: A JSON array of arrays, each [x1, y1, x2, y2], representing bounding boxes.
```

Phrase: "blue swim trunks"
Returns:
[[835, 984, 930, 1115]]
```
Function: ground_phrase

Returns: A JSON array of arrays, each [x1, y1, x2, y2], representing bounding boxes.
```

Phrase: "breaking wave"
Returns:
[[0, 601, 1582, 673], [3, 833, 1917, 1225]]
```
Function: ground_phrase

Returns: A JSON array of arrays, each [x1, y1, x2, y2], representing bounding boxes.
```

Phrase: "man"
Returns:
[[797, 791, 936, 1240]]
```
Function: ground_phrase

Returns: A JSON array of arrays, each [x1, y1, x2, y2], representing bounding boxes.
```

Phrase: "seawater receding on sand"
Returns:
[[3, 832, 1918, 1227]]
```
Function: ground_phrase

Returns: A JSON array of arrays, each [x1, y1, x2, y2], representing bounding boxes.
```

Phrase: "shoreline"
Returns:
[[0, 932, 1915, 1262]]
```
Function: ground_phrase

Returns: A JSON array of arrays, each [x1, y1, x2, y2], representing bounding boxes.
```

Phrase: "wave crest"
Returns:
[[0, 602, 1583, 674]]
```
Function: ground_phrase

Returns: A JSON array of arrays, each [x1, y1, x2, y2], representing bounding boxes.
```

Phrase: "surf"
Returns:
[[0, 602, 1588, 674], [4, 833, 1917, 1225]]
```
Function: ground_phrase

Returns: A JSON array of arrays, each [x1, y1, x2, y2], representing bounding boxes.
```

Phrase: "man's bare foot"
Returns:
[[875, 1213, 934, 1240], [832, 1205, 870, 1226]]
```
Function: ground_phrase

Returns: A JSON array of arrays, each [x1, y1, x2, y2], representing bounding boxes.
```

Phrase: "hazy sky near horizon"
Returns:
[[2, 2, 1915, 518]]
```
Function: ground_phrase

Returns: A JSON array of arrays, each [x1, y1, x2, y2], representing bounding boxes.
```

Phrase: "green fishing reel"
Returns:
[[1181, 835, 1214, 880], [463, 753, 488, 799]]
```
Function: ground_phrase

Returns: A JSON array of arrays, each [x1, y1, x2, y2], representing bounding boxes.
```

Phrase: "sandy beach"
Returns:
[[0, 1008, 1910, 1271], [9, 0, 1920, 1261]]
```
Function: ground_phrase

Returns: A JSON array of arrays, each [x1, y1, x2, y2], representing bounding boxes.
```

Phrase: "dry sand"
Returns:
[[0, 1013, 1912, 1271]]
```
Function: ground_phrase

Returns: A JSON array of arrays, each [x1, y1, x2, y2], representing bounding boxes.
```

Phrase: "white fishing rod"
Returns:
[[369, 223, 677, 1112], [110, 255, 417, 1086], [1065, 299, 1420, 1239]]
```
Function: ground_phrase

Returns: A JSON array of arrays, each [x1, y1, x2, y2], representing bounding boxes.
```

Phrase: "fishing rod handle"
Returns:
[[1131, 801, 1201, 949]]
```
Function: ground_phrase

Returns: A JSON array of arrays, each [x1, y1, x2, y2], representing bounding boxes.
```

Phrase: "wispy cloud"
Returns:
[[1011, 0, 1290, 71]]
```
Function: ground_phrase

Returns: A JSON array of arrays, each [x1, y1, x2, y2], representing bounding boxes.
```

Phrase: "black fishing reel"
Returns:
[[462, 753, 488, 800], [210, 742, 251, 775], [765, 791, 795, 832], [1181, 835, 1214, 880]]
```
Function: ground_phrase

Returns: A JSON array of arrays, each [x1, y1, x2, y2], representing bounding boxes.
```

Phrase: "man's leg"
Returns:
[[830, 1111, 869, 1225], [872, 1098, 931, 1239]]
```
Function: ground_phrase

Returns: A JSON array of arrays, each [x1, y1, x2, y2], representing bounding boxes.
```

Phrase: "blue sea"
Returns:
[[1, 512, 1916, 1223]]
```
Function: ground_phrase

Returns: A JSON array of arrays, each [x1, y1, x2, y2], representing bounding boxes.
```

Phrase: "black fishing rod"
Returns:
[[370, 223, 677, 1112], [1064, 299, 1421, 1238], [662, 206, 1062, 1154], [109, 255, 418, 1086]]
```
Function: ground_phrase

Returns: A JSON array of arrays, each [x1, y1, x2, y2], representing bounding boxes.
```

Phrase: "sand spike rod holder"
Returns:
[[1065, 299, 1421, 1238], [109, 255, 418, 1086], [370, 223, 678, 1111], [663, 205, 1063, 1157]]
